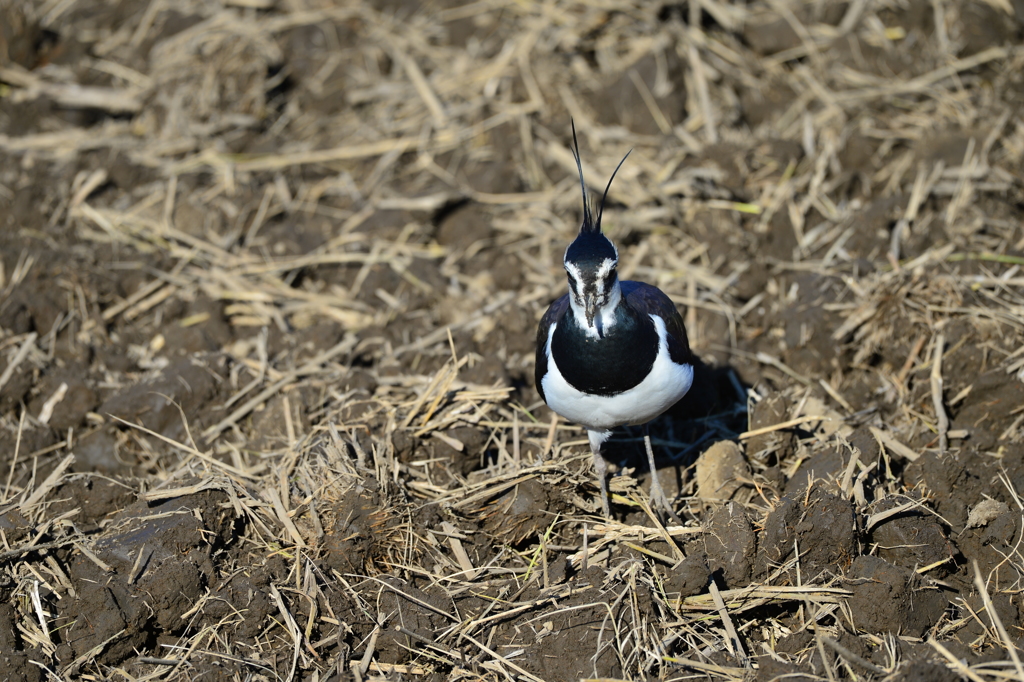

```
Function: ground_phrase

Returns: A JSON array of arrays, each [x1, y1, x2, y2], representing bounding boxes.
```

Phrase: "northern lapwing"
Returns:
[[535, 123, 694, 517]]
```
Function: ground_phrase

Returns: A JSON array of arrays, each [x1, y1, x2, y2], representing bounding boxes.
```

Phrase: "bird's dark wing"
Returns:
[[622, 281, 692, 365], [535, 294, 570, 403]]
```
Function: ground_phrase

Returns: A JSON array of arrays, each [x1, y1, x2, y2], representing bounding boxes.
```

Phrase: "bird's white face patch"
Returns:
[[593, 257, 616, 297], [564, 260, 584, 291]]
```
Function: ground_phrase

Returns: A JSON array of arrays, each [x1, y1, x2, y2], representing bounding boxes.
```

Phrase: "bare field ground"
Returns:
[[3, 0, 1024, 680]]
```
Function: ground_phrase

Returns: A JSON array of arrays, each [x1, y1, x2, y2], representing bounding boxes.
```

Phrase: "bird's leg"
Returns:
[[588, 430, 612, 516], [643, 423, 673, 516], [593, 453, 611, 517]]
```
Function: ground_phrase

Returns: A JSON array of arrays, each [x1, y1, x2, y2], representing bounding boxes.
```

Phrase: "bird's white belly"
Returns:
[[541, 315, 693, 431]]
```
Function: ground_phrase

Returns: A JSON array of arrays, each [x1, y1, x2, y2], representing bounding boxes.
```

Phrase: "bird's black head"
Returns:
[[563, 121, 630, 332]]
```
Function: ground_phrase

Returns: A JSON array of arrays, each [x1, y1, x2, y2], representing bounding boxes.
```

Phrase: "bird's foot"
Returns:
[[647, 473, 681, 524]]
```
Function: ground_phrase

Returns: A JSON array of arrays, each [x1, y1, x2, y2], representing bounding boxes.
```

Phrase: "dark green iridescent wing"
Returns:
[[621, 281, 692, 365]]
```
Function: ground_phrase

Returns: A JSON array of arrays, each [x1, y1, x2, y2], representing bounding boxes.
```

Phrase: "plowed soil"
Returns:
[[3, 1, 1024, 681]]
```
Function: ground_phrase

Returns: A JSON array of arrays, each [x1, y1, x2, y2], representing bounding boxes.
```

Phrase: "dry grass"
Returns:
[[3, 0, 1024, 679]]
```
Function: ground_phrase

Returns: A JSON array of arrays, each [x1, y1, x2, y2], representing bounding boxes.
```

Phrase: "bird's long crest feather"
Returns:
[[569, 120, 631, 235], [570, 120, 596, 234], [596, 149, 631, 233]]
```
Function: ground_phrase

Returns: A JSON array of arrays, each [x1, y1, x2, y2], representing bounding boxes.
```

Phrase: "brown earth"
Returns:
[[3, 0, 1024, 680]]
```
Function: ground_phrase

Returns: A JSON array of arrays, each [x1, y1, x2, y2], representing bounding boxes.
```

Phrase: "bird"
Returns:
[[535, 123, 695, 517]]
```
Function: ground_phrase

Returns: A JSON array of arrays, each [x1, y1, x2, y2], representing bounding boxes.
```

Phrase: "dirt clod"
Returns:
[[846, 555, 947, 637], [696, 440, 749, 501], [759, 489, 857, 582], [704, 502, 757, 587]]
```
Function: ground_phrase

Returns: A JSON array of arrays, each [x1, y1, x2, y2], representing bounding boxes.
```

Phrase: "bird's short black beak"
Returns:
[[584, 296, 602, 337]]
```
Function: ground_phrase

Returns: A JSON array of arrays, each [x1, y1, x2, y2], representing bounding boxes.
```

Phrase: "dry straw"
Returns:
[[2, 0, 1024, 679]]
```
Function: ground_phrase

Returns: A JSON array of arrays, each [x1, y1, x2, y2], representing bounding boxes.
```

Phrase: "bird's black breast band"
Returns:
[[550, 305, 660, 396]]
